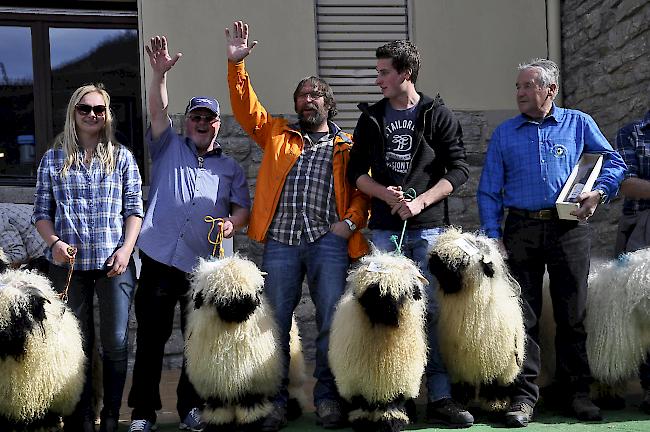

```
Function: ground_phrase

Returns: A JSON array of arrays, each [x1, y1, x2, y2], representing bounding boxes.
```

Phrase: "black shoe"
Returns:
[[641, 388, 650, 414], [99, 416, 118, 432], [261, 404, 287, 432], [570, 394, 602, 421], [316, 399, 346, 429], [426, 398, 474, 428], [504, 401, 533, 428]]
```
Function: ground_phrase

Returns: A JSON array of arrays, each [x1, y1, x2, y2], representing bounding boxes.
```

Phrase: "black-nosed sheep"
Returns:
[[329, 249, 428, 432], [0, 268, 86, 431], [428, 227, 525, 411], [185, 255, 306, 431], [586, 248, 650, 387]]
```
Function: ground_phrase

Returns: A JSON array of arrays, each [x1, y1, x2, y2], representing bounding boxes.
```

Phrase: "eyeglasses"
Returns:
[[297, 90, 324, 100], [75, 104, 106, 116], [187, 114, 219, 124]]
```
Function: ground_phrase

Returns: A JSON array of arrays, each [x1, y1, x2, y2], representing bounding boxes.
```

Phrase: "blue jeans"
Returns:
[[50, 260, 136, 419], [262, 232, 349, 406], [371, 227, 452, 402]]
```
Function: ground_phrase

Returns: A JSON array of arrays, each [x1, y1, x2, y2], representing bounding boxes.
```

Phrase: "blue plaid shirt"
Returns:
[[478, 105, 626, 238], [615, 110, 650, 215], [33, 146, 144, 270]]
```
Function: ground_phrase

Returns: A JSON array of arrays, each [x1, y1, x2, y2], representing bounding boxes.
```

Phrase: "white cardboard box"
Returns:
[[555, 154, 603, 221]]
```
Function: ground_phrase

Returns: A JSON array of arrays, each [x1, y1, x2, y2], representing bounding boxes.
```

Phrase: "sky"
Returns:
[[0, 26, 136, 82]]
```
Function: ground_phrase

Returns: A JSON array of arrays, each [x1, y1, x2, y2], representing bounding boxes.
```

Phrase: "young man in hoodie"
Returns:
[[347, 39, 472, 428]]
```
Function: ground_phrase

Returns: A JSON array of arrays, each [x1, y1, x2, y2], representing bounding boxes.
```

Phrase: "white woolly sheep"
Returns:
[[185, 255, 306, 431], [586, 248, 650, 387], [428, 227, 525, 411], [0, 268, 86, 431], [329, 249, 428, 432]]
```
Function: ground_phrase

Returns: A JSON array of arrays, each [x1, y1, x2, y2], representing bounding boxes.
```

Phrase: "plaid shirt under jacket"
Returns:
[[616, 110, 650, 215], [267, 129, 339, 245], [33, 146, 143, 270]]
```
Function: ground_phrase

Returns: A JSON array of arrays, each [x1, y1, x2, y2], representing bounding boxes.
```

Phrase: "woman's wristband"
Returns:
[[50, 238, 62, 251]]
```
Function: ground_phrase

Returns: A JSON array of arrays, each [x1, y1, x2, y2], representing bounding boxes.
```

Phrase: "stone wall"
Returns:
[[561, 0, 650, 258]]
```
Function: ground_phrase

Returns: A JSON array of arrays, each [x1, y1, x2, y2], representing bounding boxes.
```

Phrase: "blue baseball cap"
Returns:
[[185, 96, 220, 116]]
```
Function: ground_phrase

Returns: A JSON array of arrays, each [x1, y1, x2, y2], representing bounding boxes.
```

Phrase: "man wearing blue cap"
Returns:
[[127, 36, 251, 432]]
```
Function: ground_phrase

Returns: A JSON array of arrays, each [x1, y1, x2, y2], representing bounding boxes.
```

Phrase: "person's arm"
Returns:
[[571, 114, 627, 220], [222, 204, 250, 239], [107, 148, 144, 277], [392, 105, 469, 220], [620, 177, 650, 199], [477, 128, 505, 239], [145, 35, 182, 140], [0, 212, 28, 266], [33, 151, 75, 264], [226, 21, 281, 150], [349, 113, 403, 207], [614, 122, 650, 199], [107, 215, 142, 277]]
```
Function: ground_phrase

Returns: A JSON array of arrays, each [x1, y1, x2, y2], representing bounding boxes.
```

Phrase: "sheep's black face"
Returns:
[[428, 253, 463, 294], [0, 290, 48, 361], [215, 294, 261, 323], [357, 282, 405, 327]]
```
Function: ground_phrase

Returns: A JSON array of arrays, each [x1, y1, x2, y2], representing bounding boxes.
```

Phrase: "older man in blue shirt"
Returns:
[[477, 58, 625, 428], [127, 36, 251, 432]]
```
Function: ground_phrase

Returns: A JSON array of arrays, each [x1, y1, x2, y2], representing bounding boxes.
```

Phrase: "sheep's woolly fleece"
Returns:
[[586, 248, 650, 385], [0, 269, 85, 423], [185, 256, 283, 424], [329, 249, 428, 404], [430, 227, 525, 385]]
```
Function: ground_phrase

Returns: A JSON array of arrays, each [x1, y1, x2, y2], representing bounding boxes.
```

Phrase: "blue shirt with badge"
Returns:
[[477, 105, 626, 238], [137, 123, 251, 273]]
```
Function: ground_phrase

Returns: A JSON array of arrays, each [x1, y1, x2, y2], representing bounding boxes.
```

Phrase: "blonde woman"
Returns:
[[33, 84, 144, 432]]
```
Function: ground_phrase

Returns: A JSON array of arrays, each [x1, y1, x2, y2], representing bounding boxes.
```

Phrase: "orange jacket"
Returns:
[[228, 61, 369, 259]]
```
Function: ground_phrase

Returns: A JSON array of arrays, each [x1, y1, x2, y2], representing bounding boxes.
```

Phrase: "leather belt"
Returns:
[[508, 207, 559, 220]]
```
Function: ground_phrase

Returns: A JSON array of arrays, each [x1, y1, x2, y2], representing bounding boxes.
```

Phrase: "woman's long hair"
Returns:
[[54, 83, 120, 176]]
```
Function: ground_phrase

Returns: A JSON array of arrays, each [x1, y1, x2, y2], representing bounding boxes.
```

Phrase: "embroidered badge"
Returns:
[[552, 144, 567, 158]]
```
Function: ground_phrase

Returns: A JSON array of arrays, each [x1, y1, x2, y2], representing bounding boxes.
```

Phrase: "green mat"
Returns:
[[116, 406, 650, 431]]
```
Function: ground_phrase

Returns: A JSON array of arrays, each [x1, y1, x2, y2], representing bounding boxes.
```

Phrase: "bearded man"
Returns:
[[225, 21, 370, 432]]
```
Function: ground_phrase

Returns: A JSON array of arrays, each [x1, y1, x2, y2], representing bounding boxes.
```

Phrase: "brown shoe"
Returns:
[[571, 395, 602, 421], [504, 401, 533, 428]]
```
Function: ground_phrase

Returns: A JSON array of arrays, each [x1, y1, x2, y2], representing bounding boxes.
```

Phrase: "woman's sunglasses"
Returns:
[[75, 104, 107, 116]]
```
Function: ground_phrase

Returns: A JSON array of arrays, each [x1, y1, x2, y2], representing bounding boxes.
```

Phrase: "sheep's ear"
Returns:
[[481, 259, 495, 278], [26, 287, 49, 324], [193, 291, 204, 309]]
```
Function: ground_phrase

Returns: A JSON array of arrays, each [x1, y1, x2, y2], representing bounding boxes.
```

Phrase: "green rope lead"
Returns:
[[389, 188, 417, 255]]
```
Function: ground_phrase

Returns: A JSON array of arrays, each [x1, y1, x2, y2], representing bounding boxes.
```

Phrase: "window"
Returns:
[[0, 5, 141, 184], [316, 0, 409, 132]]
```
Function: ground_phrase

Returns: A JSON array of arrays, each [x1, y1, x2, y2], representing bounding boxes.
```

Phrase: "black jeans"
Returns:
[[127, 252, 202, 423], [504, 212, 593, 407]]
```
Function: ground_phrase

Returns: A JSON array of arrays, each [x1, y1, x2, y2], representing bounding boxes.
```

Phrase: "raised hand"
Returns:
[[225, 21, 258, 62], [145, 35, 182, 75]]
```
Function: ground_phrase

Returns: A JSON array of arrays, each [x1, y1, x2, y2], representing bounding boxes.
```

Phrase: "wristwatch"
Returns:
[[595, 189, 607, 204], [343, 218, 357, 231]]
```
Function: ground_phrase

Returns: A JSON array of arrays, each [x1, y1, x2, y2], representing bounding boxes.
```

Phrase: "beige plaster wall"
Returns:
[[139, 0, 317, 116], [411, 0, 549, 110]]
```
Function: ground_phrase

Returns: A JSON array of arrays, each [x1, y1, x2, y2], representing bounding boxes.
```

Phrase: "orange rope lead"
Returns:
[[59, 246, 77, 303], [205, 216, 225, 258]]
